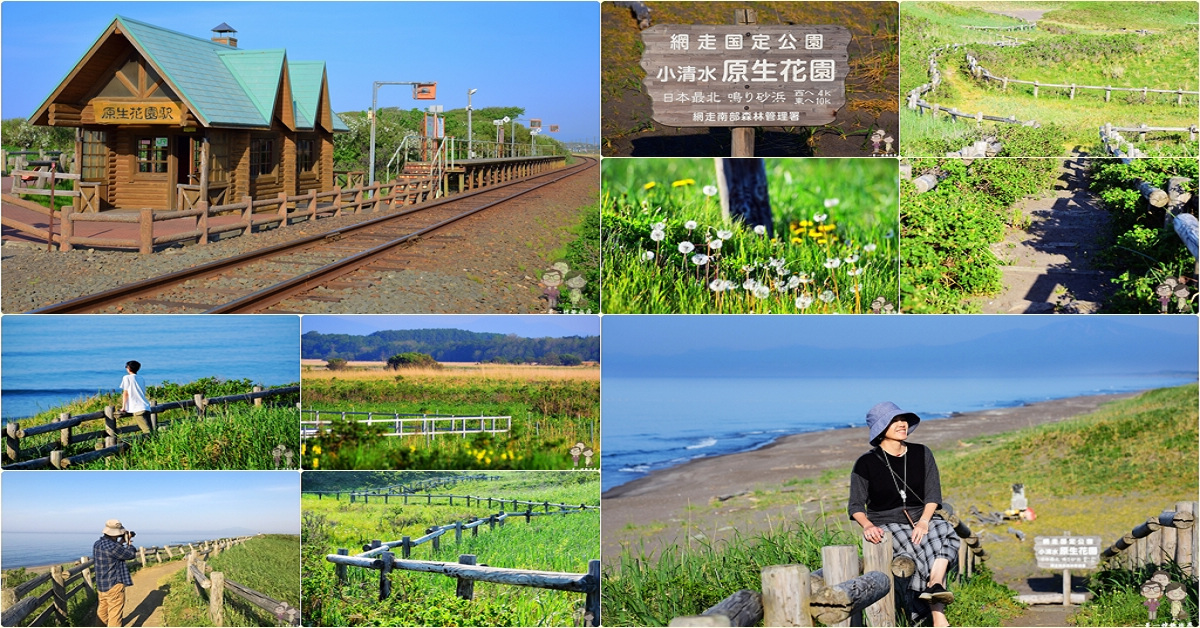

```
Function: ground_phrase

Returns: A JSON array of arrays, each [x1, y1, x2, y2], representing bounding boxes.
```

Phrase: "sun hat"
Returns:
[[103, 519, 127, 536], [866, 402, 921, 446]]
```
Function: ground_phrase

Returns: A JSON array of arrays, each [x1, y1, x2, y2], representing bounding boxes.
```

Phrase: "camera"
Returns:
[[123, 530, 137, 543]]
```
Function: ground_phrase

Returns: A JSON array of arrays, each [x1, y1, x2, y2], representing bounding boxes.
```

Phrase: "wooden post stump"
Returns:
[[336, 549, 348, 584], [821, 545, 861, 627], [863, 532, 897, 627], [378, 551, 394, 600], [456, 554, 476, 600], [50, 564, 66, 620], [210, 571, 225, 626], [762, 564, 813, 627]]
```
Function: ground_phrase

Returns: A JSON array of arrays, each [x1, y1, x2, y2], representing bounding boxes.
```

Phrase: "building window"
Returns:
[[81, 129, 107, 181], [250, 137, 275, 178], [136, 137, 168, 174], [297, 138, 316, 174]]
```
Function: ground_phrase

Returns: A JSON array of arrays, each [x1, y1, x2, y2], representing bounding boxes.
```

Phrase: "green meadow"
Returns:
[[161, 535, 302, 627]]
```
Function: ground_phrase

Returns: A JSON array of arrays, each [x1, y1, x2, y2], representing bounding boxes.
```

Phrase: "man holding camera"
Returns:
[[93, 519, 137, 627]]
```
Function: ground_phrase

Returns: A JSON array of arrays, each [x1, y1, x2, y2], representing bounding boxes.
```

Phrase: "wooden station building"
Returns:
[[30, 16, 348, 211]]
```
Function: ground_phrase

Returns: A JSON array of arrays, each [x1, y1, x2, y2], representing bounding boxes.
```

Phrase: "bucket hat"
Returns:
[[866, 402, 921, 446], [103, 519, 127, 536]]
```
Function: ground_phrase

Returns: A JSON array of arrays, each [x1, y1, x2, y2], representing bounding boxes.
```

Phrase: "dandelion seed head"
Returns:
[[845, 255, 860, 264], [864, 243, 878, 253], [708, 239, 723, 250], [743, 278, 759, 291], [819, 290, 835, 303], [754, 225, 767, 236], [796, 294, 814, 309], [650, 229, 666, 242], [850, 267, 864, 276], [824, 198, 840, 208], [678, 241, 695, 254], [641, 250, 655, 261], [717, 229, 733, 240], [797, 272, 812, 283], [691, 253, 710, 266], [685, 220, 698, 230], [786, 276, 802, 289], [814, 213, 828, 223], [702, 185, 718, 197], [652, 222, 666, 231], [753, 285, 770, 299], [824, 258, 841, 269]]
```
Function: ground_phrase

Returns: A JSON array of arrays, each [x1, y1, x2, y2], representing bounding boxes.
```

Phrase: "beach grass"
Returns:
[[301, 474, 600, 627], [603, 384, 1199, 625], [161, 535, 301, 627], [300, 367, 599, 470]]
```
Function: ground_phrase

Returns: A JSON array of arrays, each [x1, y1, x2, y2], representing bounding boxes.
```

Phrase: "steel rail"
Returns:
[[29, 157, 594, 314]]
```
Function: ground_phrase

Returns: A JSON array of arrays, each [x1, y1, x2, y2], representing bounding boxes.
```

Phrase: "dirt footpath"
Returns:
[[90, 561, 185, 627]]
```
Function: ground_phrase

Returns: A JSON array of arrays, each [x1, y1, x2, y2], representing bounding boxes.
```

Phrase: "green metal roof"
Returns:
[[110, 16, 343, 130]]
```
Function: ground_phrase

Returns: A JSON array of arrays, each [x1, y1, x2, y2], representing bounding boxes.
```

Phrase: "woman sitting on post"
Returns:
[[848, 402, 959, 627]]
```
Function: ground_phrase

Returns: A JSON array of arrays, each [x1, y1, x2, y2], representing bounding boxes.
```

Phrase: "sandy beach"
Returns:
[[601, 390, 1144, 560]]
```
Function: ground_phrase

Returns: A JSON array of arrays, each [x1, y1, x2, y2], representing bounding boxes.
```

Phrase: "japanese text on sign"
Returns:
[[1034, 536, 1103, 570], [640, 24, 849, 127], [92, 100, 184, 125]]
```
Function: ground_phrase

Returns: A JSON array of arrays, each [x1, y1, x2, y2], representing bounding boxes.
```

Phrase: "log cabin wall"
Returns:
[[111, 129, 170, 210]]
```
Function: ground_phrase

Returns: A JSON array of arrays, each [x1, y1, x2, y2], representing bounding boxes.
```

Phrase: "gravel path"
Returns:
[[2, 166, 598, 313]]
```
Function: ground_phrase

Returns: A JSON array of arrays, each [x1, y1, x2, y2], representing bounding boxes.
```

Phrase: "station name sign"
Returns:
[[640, 24, 849, 127], [1034, 536, 1102, 570], [92, 100, 184, 125]]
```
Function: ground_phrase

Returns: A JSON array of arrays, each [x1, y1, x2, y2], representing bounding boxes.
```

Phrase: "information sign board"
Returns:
[[1034, 536, 1103, 570]]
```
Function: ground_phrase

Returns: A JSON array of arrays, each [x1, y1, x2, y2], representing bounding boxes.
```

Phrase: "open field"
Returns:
[[901, 2, 1199, 156], [302, 473, 600, 627], [162, 535, 301, 627], [301, 366, 599, 470]]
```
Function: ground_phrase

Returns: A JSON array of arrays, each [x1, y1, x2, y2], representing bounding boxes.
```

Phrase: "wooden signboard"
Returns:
[[91, 100, 184, 124], [1034, 536, 1103, 570], [640, 24, 849, 127]]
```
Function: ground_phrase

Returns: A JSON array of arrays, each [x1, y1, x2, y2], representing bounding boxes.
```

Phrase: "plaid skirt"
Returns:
[[880, 519, 960, 592]]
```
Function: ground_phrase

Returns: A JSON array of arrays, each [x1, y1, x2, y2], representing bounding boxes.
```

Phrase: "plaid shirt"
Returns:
[[93, 536, 136, 592]]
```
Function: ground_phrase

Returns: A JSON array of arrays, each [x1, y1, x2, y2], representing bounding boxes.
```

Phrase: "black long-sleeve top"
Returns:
[[847, 443, 943, 526]]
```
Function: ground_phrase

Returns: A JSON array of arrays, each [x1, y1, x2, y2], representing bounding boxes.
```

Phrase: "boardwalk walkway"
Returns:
[[977, 158, 1115, 313]]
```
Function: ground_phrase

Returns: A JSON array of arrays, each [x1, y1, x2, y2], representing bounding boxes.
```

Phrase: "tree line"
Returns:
[[302, 329, 600, 364]]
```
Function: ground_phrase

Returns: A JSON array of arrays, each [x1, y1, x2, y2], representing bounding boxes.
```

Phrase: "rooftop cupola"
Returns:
[[211, 22, 237, 48]]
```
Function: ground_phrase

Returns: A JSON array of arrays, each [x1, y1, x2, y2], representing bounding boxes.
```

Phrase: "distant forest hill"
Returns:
[[301, 329, 600, 364]]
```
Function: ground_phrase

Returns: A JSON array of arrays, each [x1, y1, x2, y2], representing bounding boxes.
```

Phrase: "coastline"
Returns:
[[601, 389, 1145, 557]]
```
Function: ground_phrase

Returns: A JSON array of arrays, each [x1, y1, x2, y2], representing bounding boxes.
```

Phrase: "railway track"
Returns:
[[30, 157, 597, 314]]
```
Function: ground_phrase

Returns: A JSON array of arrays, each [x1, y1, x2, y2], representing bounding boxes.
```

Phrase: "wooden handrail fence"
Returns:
[[300, 409, 511, 440], [906, 44, 1041, 128], [1, 537, 250, 627], [901, 137, 1003, 195], [1089, 154, 1199, 268], [965, 52, 1200, 105], [186, 549, 299, 626], [325, 507, 601, 624], [1101, 501, 1197, 575], [2, 386, 299, 469], [670, 507, 986, 627], [2, 149, 65, 174]]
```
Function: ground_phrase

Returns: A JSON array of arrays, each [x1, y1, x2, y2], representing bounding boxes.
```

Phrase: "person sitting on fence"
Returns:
[[121, 360, 152, 434], [848, 402, 959, 628], [93, 519, 138, 628]]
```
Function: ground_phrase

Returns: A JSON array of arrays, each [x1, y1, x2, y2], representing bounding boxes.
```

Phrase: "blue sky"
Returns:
[[1, 2, 600, 143], [602, 315, 1199, 378], [2, 472, 299, 534], [303, 314, 599, 338]]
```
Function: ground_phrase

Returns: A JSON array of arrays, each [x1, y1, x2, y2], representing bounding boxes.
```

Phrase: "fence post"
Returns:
[[277, 191, 289, 224], [402, 537, 411, 559], [139, 207, 153, 254], [432, 533, 440, 554], [50, 564, 66, 621], [80, 557, 94, 592], [210, 571, 224, 626], [149, 399, 158, 432], [60, 201, 75, 251], [863, 531, 897, 627], [139, 546, 147, 567], [456, 522, 463, 544], [456, 554, 476, 600], [336, 549, 348, 584], [1177, 501, 1196, 576], [1033, 81, 1039, 98], [761, 563, 813, 627], [489, 515, 496, 531], [253, 386, 263, 407], [241, 195, 254, 234], [104, 406, 117, 438], [197, 200, 210, 245], [586, 559, 602, 626], [3, 421, 19, 463], [195, 394, 207, 419], [379, 551, 394, 600], [55, 412, 71, 446], [822, 545, 861, 627]]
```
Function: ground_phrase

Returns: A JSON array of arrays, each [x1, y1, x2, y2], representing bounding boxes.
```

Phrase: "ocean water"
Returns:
[[1, 316, 300, 420], [1, 531, 222, 569], [600, 373, 1194, 493]]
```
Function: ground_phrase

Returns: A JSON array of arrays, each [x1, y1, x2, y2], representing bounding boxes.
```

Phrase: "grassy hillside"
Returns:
[[162, 535, 301, 627]]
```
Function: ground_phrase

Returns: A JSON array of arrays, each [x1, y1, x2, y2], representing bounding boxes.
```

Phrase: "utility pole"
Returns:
[[466, 88, 477, 158]]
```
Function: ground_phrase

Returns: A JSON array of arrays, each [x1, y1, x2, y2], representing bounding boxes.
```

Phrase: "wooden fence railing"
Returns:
[[670, 507, 985, 627], [2, 385, 299, 469], [301, 475, 500, 500], [906, 44, 1041, 128], [186, 549, 299, 626], [0, 537, 250, 627], [325, 506, 600, 623], [300, 409, 511, 440], [44, 176, 436, 254], [902, 137, 1004, 195], [965, 52, 1199, 105], [1101, 501, 1197, 575]]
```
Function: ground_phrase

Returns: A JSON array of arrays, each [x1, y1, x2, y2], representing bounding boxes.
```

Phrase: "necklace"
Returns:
[[882, 445, 908, 503]]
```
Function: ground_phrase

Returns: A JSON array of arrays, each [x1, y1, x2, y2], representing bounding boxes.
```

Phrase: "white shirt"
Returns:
[[121, 373, 150, 413]]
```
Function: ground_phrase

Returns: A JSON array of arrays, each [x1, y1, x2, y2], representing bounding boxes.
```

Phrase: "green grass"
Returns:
[[1073, 562, 1198, 626], [302, 473, 600, 627], [300, 373, 599, 470], [7, 378, 299, 470], [900, 2, 1200, 155], [161, 535, 301, 627], [558, 201, 601, 313], [602, 158, 899, 313]]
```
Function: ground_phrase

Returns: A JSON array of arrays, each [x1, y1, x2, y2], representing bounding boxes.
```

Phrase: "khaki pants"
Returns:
[[97, 582, 125, 627], [131, 411, 152, 434]]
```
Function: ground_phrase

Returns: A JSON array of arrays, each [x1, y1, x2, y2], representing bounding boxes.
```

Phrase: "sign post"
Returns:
[[1034, 535, 1102, 606], [639, 11, 849, 157]]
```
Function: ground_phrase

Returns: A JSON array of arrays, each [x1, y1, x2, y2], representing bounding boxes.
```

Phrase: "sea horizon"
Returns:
[[600, 373, 1194, 493]]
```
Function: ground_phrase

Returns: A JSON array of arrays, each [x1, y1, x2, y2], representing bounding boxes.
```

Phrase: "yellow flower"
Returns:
[[312, 445, 322, 455], [301, 443, 307, 455], [819, 224, 836, 232], [671, 178, 695, 188], [485, 457, 492, 465], [791, 237, 803, 244], [808, 230, 820, 237], [409, 446, 416, 453], [643, 182, 657, 190], [312, 458, 319, 468]]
